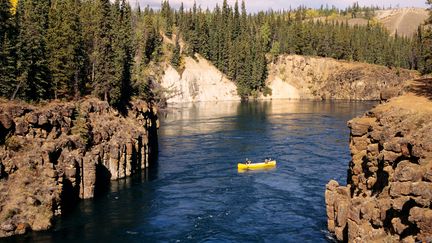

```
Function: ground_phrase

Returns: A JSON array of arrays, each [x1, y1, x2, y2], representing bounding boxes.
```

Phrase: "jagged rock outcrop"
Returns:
[[325, 87, 432, 242], [0, 98, 158, 237], [266, 55, 418, 100]]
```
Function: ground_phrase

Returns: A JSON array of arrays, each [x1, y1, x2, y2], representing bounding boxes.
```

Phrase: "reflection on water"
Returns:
[[8, 100, 376, 243], [163, 100, 373, 137]]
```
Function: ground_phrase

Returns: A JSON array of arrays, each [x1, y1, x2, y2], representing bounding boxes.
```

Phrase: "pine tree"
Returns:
[[197, 12, 210, 58], [420, 0, 432, 74], [79, 0, 98, 85], [111, 0, 133, 106], [0, 0, 17, 98], [260, 22, 272, 52], [171, 36, 181, 68], [93, 0, 115, 102], [232, 1, 240, 40], [14, 0, 51, 101], [161, 0, 173, 37], [47, 0, 85, 100]]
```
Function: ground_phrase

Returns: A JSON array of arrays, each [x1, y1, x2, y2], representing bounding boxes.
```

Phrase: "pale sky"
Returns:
[[133, 0, 429, 11]]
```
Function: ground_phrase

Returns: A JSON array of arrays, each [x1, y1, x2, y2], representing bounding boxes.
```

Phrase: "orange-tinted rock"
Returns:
[[326, 94, 432, 242], [0, 98, 159, 238], [394, 161, 423, 182], [348, 117, 376, 136]]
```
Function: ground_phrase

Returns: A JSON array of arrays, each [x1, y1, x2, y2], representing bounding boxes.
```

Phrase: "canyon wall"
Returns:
[[325, 81, 432, 242], [0, 98, 158, 237], [160, 55, 240, 103], [160, 54, 417, 103], [266, 55, 418, 100]]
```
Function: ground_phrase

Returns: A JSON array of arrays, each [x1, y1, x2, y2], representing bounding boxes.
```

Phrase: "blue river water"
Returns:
[[7, 100, 376, 243]]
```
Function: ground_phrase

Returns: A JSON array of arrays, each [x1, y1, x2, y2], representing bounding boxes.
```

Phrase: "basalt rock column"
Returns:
[[0, 98, 159, 237], [325, 94, 432, 242]]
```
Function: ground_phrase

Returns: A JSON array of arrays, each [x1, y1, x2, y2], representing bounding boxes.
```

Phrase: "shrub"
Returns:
[[5, 136, 21, 151]]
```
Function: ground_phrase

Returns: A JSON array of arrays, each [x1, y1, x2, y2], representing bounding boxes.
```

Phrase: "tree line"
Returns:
[[0, 0, 431, 103], [0, 0, 138, 106], [162, 0, 432, 97]]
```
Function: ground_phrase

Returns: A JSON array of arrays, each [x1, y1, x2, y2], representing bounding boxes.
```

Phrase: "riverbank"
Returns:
[[325, 78, 432, 242], [0, 98, 158, 237]]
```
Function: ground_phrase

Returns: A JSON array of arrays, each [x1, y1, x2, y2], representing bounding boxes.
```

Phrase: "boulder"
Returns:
[[348, 118, 376, 137], [394, 161, 423, 182], [14, 121, 29, 136], [380, 88, 400, 101], [0, 113, 14, 130]]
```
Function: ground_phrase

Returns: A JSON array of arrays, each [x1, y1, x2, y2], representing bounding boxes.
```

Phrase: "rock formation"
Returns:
[[160, 54, 417, 103], [160, 55, 240, 103], [267, 55, 418, 101], [325, 80, 432, 242], [0, 98, 158, 237]]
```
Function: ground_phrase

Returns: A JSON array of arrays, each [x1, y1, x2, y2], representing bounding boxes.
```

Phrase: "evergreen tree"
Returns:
[[47, 0, 85, 100], [15, 0, 51, 101], [0, 0, 424, 103], [92, 0, 115, 102], [171, 36, 181, 68], [0, 0, 17, 98], [161, 0, 173, 37], [420, 0, 432, 74], [79, 0, 98, 85], [111, 0, 133, 106]]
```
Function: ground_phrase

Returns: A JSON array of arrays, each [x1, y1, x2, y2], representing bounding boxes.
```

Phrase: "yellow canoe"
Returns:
[[237, 160, 277, 170]]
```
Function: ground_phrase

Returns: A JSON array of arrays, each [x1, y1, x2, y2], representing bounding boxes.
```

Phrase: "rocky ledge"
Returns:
[[0, 98, 158, 237], [267, 55, 418, 100], [325, 79, 432, 242]]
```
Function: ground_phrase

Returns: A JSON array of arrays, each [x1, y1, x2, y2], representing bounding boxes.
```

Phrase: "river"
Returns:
[[8, 100, 376, 243]]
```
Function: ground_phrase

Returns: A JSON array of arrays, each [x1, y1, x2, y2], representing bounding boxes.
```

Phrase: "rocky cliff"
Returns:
[[266, 55, 418, 100], [0, 98, 158, 237], [325, 79, 432, 242], [160, 55, 240, 103], [160, 54, 417, 103]]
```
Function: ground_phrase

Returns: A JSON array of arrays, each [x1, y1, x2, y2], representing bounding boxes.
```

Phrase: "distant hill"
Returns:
[[312, 8, 429, 37], [375, 8, 429, 37]]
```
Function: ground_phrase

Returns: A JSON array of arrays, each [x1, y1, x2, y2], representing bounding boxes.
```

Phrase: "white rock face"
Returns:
[[261, 77, 300, 100], [160, 55, 240, 103]]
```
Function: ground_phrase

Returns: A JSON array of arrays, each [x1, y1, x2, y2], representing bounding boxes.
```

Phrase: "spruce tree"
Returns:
[[47, 0, 85, 100], [92, 0, 116, 103], [161, 0, 173, 37], [420, 0, 432, 74], [0, 0, 17, 99], [171, 36, 181, 69], [79, 0, 98, 85], [15, 0, 51, 101], [111, 0, 133, 106]]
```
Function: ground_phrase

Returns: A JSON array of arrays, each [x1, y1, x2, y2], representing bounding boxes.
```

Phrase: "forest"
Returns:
[[0, 0, 431, 103]]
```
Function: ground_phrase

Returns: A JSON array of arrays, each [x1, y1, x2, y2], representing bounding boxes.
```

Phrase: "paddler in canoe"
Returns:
[[238, 158, 276, 170]]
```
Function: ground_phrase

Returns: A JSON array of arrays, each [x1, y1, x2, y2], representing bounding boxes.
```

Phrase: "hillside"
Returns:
[[376, 8, 429, 37], [313, 8, 428, 37]]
